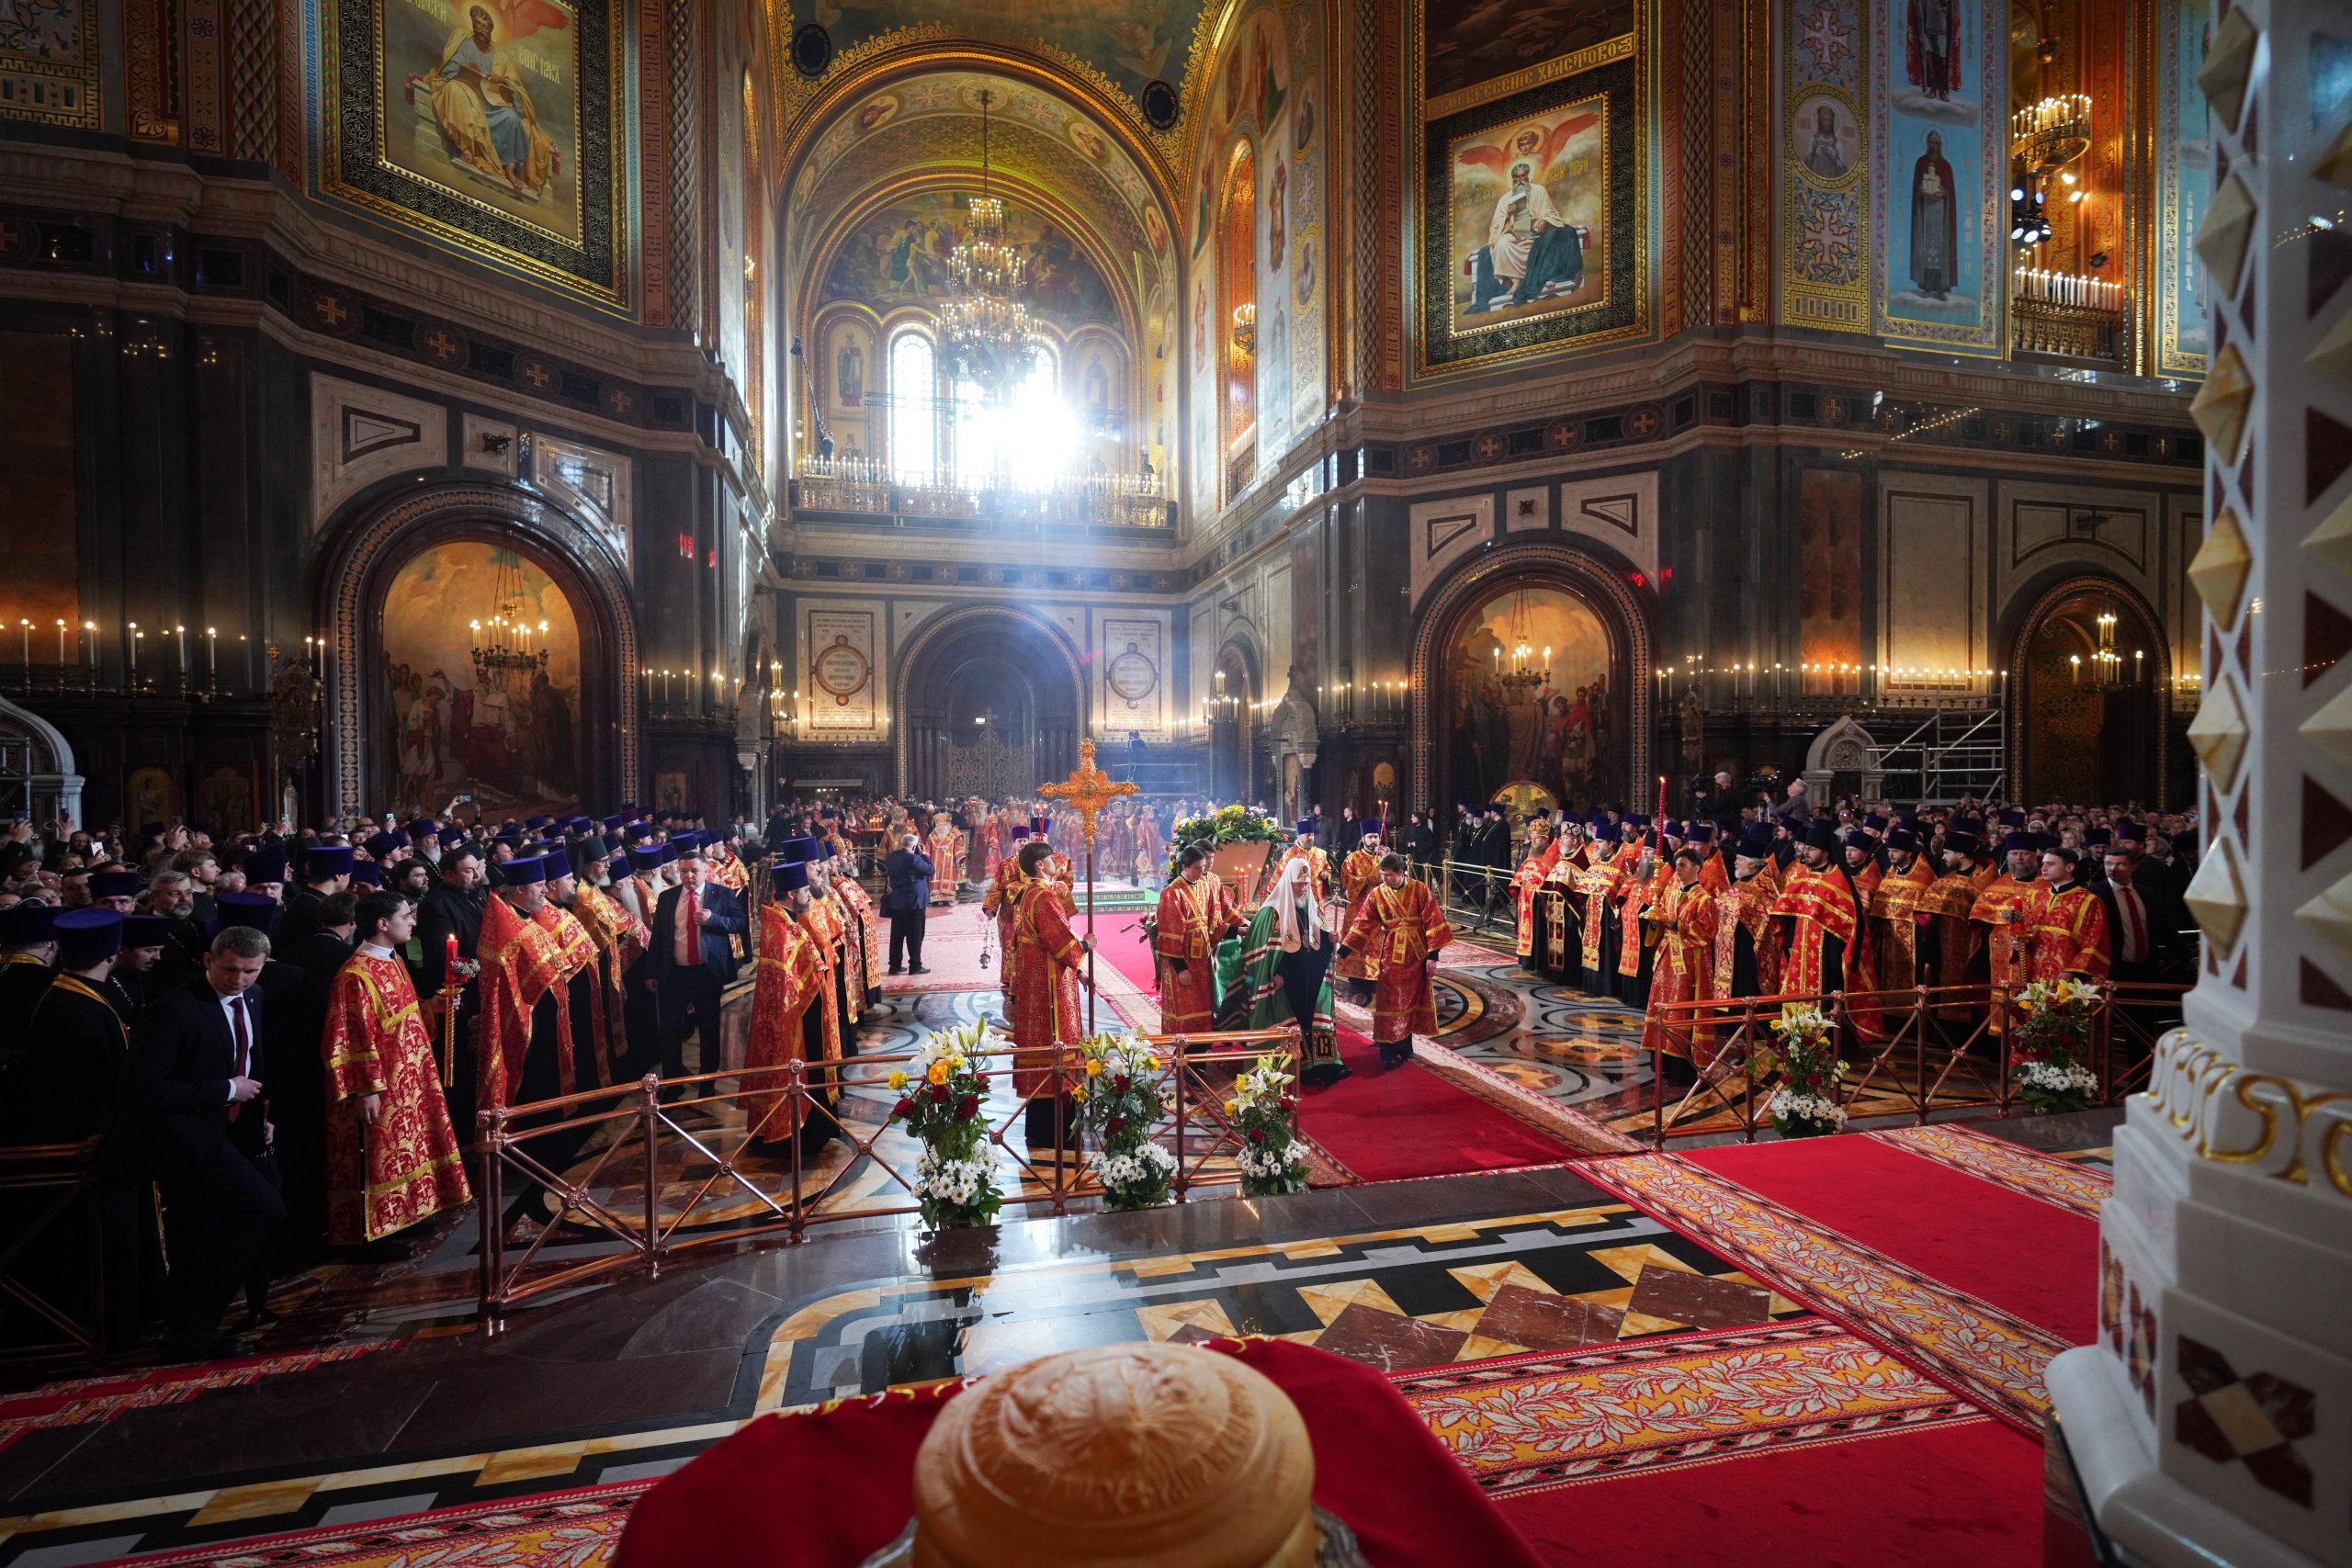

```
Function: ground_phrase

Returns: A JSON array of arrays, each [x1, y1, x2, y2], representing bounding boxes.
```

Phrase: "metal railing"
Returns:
[[474, 1023, 1303, 1323], [0, 1138, 108, 1365], [1635, 979, 2189, 1147]]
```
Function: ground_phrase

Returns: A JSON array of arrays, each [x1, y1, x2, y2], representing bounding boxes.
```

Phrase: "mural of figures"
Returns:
[[820, 192, 1118, 332], [798, 1, 1213, 105], [1447, 99, 1604, 330], [388, 0, 581, 238], [1445, 587, 1615, 807], [379, 542, 583, 818], [1876, 0, 1999, 349], [835, 333, 865, 405], [1795, 95, 1860, 179]]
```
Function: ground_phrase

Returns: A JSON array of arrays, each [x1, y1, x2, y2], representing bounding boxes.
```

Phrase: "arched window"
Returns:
[[888, 329, 937, 484], [948, 349, 1073, 491]]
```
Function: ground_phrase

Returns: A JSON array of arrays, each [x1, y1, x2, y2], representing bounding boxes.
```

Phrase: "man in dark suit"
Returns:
[[271, 891, 358, 1260], [647, 842, 744, 1080], [275, 844, 353, 951], [882, 831, 934, 975], [121, 924, 284, 1359], [2097, 845, 2187, 987]]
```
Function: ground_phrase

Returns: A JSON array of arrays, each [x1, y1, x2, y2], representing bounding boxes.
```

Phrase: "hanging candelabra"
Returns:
[[469, 547, 549, 693], [1493, 589, 1551, 698], [938, 90, 1039, 395]]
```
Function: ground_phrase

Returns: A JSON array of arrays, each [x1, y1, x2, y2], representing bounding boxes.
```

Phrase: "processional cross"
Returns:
[[1040, 738, 1139, 1031]]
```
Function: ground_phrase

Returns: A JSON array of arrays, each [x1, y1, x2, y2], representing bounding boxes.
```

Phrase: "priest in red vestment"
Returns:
[[322, 891, 471, 1249], [1009, 839, 1091, 1154], [1154, 845, 1243, 1033], [1337, 852, 1452, 1068], [1969, 830, 2046, 1033], [1510, 813, 1562, 974], [978, 824, 1033, 998], [1641, 848, 1721, 1073], [1770, 823, 1882, 1041], [740, 862, 829, 1155]]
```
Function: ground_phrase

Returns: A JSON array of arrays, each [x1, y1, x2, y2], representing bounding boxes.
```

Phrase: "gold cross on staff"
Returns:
[[1040, 738, 1138, 845]]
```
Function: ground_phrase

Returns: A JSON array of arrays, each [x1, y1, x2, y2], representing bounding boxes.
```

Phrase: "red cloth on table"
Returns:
[[613, 1337, 1543, 1568]]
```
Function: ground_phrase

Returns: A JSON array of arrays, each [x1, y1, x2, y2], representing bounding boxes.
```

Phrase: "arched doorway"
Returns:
[[1410, 543, 1652, 814], [2011, 577, 2166, 807], [1209, 639, 1258, 803], [317, 483, 637, 820], [896, 609, 1082, 800]]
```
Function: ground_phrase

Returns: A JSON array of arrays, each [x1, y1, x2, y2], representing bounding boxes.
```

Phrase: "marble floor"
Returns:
[[0, 1107, 2120, 1565]]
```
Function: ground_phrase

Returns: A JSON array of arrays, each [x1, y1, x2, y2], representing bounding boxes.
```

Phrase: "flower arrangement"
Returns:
[[1227, 1052, 1310, 1195], [2010, 977, 2104, 1112], [1168, 804, 1288, 874], [1754, 1004, 1848, 1138], [1073, 1032, 1177, 1210], [886, 1020, 1002, 1228]]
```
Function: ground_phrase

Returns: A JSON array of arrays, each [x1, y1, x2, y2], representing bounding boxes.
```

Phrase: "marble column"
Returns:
[[2047, 1, 2352, 1562]]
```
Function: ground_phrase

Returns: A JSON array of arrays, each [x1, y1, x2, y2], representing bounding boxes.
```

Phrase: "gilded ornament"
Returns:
[[2192, 172, 2256, 305], [2304, 682, 2352, 774], [2195, 6, 2259, 130], [2188, 344, 2254, 462], [2188, 506, 2253, 630], [2181, 834, 2248, 954], [2186, 674, 2250, 793], [2305, 491, 2352, 581]]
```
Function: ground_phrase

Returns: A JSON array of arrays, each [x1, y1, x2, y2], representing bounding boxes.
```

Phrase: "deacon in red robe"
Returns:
[[740, 863, 829, 1154], [2027, 847, 2111, 983], [1009, 840, 1091, 1154], [322, 893, 471, 1247], [1641, 849, 1721, 1070], [1154, 846, 1243, 1033], [1337, 853, 1453, 1068]]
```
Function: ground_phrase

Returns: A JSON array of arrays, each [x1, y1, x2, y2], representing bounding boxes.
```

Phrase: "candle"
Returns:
[[127, 621, 138, 687], [445, 933, 458, 985], [54, 618, 65, 668], [175, 625, 187, 685], [206, 627, 217, 694], [17, 618, 27, 681]]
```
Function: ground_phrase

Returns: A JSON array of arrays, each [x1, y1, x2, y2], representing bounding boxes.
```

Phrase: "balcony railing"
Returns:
[[792, 457, 1171, 528]]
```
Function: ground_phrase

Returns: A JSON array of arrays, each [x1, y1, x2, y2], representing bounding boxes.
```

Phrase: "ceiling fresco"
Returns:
[[790, 101, 1162, 287], [773, 1, 1220, 137]]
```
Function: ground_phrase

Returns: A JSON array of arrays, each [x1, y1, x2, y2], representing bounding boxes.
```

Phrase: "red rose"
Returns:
[[1113, 1075, 1132, 1094], [892, 1097, 915, 1119], [1280, 1095, 1297, 1111], [1107, 1116, 1127, 1137], [930, 1084, 949, 1104], [956, 1095, 979, 1121], [1247, 1127, 1265, 1144]]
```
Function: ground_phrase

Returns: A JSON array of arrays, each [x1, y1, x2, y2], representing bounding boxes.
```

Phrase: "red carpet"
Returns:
[[1494, 1417, 2046, 1568], [1683, 1137, 2098, 1344], [1088, 922, 1584, 1180]]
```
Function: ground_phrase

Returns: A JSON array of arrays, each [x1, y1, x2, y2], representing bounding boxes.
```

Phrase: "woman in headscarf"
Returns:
[[1216, 856, 1348, 1086]]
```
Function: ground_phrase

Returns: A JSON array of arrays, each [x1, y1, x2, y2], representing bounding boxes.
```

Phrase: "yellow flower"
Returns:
[[926, 1060, 951, 1085], [1141, 1055, 1160, 1071], [1225, 1100, 1239, 1115], [887, 1068, 910, 1091], [1074, 1086, 1088, 1103], [1086, 1058, 1105, 1077]]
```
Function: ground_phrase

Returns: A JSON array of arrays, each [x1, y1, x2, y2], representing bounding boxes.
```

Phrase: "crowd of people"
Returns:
[[1494, 784, 2197, 1077], [0, 804, 876, 1361]]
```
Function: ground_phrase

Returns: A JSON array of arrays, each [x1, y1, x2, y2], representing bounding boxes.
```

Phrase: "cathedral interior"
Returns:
[[0, 0, 2346, 1563]]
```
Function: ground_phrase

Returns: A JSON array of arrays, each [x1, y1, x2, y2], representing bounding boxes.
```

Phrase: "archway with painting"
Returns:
[[896, 609, 1082, 801], [2010, 576, 2167, 808], [317, 483, 634, 822], [1411, 546, 1650, 816], [1209, 638, 1259, 804]]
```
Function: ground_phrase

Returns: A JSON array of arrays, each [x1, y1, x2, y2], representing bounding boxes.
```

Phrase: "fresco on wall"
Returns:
[[1781, 0, 1870, 332], [1797, 469, 1863, 668], [1871, 0, 2003, 353], [1420, 0, 1637, 111], [799, 2, 1216, 107], [379, 542, 582, 817], [2154, 0, 2210, 376], [0, 0, 98, 128], [320, 0, 625, 310], [820, 192, 1120, 333], [1445, 587, 1616, 807], [1418, 58, 1645, 376]]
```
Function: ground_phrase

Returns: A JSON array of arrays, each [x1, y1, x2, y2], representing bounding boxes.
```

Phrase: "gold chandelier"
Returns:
[[1495, 589, 1551, 697], [939, 90, 1038, 394], [469, 546, 548, 694]]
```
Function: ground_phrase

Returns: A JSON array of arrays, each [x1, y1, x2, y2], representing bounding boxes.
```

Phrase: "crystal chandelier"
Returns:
[[1494, 590, 1551, 697], [469, 547, 549, 693], [939, 90, 1038, 394]]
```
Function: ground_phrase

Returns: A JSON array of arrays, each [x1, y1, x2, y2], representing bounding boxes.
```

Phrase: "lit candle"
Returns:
[[206, 626, 217, 692], [175, 624, 187, 683], [83, 620, 94, 670], [445, 933, 458, 985], [17, 617, 28, 681], [127, 621, 138, 686], [55, 618, 66, 667]]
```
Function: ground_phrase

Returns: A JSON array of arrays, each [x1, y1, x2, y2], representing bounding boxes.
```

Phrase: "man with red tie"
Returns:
[[122, 919, 285, 1360], [649, 841, 746, 1083]]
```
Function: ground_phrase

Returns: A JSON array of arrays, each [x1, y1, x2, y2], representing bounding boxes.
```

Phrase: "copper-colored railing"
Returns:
[[474, 1023, 1304, 1323], [1636, 980, 2189, 1147]]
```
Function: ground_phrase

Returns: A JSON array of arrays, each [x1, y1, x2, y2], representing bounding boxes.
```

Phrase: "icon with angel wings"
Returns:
[[1447, 100, 1604, 330]]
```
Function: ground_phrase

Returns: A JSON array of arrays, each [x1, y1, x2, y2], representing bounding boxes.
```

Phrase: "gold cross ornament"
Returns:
[[1039, 738, 1138, 845]]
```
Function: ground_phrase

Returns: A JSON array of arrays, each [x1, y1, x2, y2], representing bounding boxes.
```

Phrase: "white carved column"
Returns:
[[2047, 2, 2352, 1563]]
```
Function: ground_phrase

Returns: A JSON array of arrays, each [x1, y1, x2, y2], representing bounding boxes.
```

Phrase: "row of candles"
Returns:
[[5, 615, 327, 696], [1652, 660, 2014, 705], [2011, 93, 2092, 139], [2013, 267, 2122, 310]]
